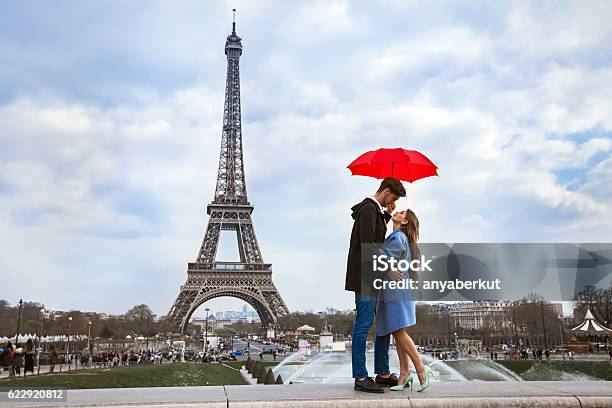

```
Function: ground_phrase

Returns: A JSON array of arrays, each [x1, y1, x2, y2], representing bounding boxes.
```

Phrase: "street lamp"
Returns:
[[512, 308, 518, 347], [87, 321, 92, 367], [15, 299, 24, 343], [66, 316, 73, 371], [540, 301, 548, 349], [204, 308, 210, 356], [146, 314, 151, 352], [37, 308, 45, 375], [447, 313, 452, 349]]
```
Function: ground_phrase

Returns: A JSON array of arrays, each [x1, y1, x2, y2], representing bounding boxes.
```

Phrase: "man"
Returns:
[[345, 177, 406, 393]]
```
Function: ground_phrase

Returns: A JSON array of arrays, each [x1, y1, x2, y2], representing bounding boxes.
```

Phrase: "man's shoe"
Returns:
[[375, 373, 399, 387], [354, 377, 385, 393]]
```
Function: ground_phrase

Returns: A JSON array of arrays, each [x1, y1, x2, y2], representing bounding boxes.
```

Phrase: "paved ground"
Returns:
[[0, 365, 76, 379], [1, 382, 610, 407]]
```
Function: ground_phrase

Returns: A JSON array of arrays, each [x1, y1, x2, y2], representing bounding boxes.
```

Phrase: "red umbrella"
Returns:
[[347, 147, 438, 183]]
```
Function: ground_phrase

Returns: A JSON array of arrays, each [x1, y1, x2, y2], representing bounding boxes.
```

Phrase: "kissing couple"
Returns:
[[345, 177, 437, 393]]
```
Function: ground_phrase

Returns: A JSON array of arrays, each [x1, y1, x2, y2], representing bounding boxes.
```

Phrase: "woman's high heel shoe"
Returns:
[[415, 365, 439, 392], [389, 373, 414, 391]]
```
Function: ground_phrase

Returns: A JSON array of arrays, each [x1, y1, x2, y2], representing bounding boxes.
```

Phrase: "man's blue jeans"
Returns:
[[351, 292, 390, 378]]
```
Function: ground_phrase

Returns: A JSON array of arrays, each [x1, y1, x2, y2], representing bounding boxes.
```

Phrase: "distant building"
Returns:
[[448, 301, 514, 330], [191, 317, 214, 328], [192, 309, 260, 327], [548, 303, 563, 319], [212, 318, 232, 329], [563, 315, 576, 327], [446, 301, 563, 331]]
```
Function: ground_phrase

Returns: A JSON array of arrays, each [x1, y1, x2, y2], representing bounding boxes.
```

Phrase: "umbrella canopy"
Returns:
[[347, 148, 438, 183], [571, 308, 612, 336]]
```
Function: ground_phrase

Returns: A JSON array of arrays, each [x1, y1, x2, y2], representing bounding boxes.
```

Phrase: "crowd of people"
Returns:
[[488, 347, 612, 361], [1, 340, 36, 377], [429, 350, 458, 361], [89, 350, 167, 367], [1, 341, 177, 377]]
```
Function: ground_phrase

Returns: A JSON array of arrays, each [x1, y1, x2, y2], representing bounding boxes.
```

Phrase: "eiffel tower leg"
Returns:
[[265, 288, 290, 317], [238, 222, 263, 264], [167, 288, 199, 333], [261, 282, 289, 327], [197, 222, 221, 263]]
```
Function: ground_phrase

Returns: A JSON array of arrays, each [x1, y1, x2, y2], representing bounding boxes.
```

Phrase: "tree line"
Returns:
[[0, 300, 171, 340]]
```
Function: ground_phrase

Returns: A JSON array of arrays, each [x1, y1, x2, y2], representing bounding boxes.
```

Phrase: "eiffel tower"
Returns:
[[166, 16, 289, 334]]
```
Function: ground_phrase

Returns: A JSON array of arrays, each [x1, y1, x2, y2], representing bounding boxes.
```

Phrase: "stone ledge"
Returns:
[[1, 382, 610, 407]]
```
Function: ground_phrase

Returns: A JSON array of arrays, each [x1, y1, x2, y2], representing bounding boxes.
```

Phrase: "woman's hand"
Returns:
[[387, 270, 403, 282]]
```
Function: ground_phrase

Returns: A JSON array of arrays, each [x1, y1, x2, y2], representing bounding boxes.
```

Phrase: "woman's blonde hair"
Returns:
[[398, 209, 421, 278]]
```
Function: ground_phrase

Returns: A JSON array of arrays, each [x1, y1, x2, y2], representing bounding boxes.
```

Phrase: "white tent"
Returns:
[[572, 308, 612, 335], [296, 325, 315, 332], [5, 333, 38, 343]]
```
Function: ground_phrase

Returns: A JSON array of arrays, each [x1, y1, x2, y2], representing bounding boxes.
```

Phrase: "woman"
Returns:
[[12, 343, 24, 377], [24, 339, 35, 376], [49, 345, 57, 373], [376, 209, 437, 392], [1, 342, 13, 377]]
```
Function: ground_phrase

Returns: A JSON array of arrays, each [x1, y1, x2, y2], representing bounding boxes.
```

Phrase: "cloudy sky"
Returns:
[[1, 1, 611, 317]]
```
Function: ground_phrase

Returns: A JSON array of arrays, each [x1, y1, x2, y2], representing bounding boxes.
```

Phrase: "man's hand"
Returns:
[[386, 202, 396, 213], [387, 270, 403, 282]]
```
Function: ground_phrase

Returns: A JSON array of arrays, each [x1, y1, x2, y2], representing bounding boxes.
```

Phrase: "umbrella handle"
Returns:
[[391, 161, 394, 177]]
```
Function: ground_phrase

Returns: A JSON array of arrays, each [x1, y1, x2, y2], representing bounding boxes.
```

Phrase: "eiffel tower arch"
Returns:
[[166, 17, 289, 334]]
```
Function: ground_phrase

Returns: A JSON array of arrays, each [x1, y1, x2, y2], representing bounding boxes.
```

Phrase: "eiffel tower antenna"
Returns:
[[166, 17, 289, 334]]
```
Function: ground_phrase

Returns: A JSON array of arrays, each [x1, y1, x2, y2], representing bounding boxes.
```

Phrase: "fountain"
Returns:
[[520, 363, 602, 381], [272, 346, 610, 384], [446, 359, 522, 381], [272, 351, 311, 382], [272, 350, 534, 384]]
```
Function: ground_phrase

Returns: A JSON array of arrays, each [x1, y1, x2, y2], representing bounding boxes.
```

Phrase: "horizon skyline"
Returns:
[[1, 298, 576, 320]]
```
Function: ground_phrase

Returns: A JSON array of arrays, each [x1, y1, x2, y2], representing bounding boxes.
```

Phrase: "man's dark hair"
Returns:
[[377, 177, 406, 197]]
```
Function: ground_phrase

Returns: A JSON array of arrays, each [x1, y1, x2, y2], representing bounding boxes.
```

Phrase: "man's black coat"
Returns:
[[345, 198, 391, 293]]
